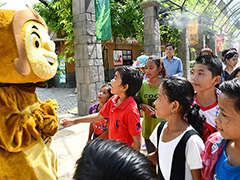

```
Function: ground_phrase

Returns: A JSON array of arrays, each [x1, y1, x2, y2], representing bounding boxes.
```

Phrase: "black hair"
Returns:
[[224, 50, 239, 62], [146, 55, 166, 78], [230, 47, 237, 51], [222, 48, 230, 59], [101, 84, 114, 98], [115, 66, 143, 97], [219, 78, 240, 113], [161, 76, 205, 137], [194, 55, 222, 77], [73, 139, 157, 180], [165, 43, 175, 50], [232, 66, 240, 78]]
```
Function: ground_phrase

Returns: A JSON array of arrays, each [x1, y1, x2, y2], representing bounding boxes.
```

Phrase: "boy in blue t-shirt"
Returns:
[[201, 78, 240, 180]]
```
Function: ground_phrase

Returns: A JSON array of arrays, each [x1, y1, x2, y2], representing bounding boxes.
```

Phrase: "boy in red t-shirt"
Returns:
[[190, 55, 222, 142], [60, 66, 143, 151]]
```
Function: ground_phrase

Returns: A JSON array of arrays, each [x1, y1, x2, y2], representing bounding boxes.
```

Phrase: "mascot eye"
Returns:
[[30, 32, 41, 49]]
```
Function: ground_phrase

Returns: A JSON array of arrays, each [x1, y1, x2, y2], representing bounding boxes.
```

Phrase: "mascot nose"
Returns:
[[42, 40, 55, 52]]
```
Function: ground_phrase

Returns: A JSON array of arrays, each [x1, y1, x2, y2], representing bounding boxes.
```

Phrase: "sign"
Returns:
[[216, 34, 224, 52], [188, 20, 198, 47], [59, 58, 66, 83]]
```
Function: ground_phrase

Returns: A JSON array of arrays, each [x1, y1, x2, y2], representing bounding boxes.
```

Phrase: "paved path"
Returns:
[[36, 87, 77, 114]]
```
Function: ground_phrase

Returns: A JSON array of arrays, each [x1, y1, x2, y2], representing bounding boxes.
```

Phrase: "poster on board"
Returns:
[[59, 58, 66, 83], [113, 50, 123, 65]]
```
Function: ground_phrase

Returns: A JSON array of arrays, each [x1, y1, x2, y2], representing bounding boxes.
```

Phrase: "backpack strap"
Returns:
[[170, 130, 198, 180], [156, 121, 167, 180], [157, 121, 167, 147]]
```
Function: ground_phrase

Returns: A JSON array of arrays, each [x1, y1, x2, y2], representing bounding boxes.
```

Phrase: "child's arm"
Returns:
[[191, 169, 201, 180], [146, 150, 158, 164], [96, 129, 108, 139], [87, 123, 94, 141], [132, 134, 141, 151], [141, 104, 155, 116], [60, 113, 104, 128]]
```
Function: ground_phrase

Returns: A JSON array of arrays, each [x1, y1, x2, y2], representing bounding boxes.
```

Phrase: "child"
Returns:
[[232, 66, 240, 79], [60, 66, 143, 151], [87, 84, 113, 141], [223, 50, 239, 81], [147, 76, 205, 180], [190, 55, 222, 142], [73, 139, 157, 180], [137, 55, 166, 153], [132, 54, 149, 80], [201, 78, 240, 180]]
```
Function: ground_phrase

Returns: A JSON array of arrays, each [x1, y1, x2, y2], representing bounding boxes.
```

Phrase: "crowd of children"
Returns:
[[60, 46, 240, 179]]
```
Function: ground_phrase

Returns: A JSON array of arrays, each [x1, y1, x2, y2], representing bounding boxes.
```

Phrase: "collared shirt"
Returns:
[[193, 88, 221, 142], [163, 56, 183, 77], [99, 95, 141, 146]]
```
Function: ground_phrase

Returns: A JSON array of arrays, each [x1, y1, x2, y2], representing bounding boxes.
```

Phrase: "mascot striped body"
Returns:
[[0, 8, 59, 180]]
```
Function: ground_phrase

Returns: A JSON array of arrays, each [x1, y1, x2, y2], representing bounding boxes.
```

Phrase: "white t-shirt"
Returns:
[[150, 122, 204, 180]]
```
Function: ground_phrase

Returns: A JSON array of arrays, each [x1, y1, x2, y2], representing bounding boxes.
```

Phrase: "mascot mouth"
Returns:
[[45, 56, 55, 66]]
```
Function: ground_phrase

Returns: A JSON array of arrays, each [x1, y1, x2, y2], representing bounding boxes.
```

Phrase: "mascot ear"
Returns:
[[13, 7, 47, 76]]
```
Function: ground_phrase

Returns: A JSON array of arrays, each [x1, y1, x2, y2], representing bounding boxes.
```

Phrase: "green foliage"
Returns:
[[54, 0, 74, 62], [110, 0, 144, 43], [0, 2, 6, 7], [160, 25, 181, 56], [33, 0, 74, 63]]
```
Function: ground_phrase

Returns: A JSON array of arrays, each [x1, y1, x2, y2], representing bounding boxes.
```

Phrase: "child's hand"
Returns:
[[142, 104, 155, 117], [60, 118, 75, 128]]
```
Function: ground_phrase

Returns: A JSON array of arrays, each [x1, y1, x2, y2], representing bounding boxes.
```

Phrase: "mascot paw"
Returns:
[[40, 99, 58, 115], [41, 119, 58, 136], [34, 99, 59, 136]]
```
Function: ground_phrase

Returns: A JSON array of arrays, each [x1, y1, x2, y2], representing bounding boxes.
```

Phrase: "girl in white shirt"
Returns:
[[147, 76, 205, 180]]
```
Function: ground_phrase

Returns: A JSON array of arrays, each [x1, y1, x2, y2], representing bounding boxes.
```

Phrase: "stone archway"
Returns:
[[72, 0, 105, 115]]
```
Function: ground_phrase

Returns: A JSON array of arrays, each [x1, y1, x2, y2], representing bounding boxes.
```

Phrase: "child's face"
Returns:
[[154, 86, 172, 119], [216, 93, 240, 140], [190, 64, 218, 93], [97, 86, 111, 104], [145, 60, 161, 79], [110, 71, 125, 96], [226, 56, 238, 68], [234, 71, 240, 79]]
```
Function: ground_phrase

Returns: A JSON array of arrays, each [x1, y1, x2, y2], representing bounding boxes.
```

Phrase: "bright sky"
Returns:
[[0, 0, 39, 10]]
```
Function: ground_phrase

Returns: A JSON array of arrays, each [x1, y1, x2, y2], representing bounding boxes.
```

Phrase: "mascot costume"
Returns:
[[0, 7, 59, 180]]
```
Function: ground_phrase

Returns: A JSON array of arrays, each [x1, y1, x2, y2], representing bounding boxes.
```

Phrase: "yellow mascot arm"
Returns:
[[0, 90, 58, 153], [34, 99, 59, 137]]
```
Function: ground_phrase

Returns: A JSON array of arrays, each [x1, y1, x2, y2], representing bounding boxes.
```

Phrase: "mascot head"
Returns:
[[0, 7, 58, 83]]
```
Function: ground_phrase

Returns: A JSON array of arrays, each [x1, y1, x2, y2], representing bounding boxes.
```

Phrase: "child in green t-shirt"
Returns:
[[137, 55, 166, 153]]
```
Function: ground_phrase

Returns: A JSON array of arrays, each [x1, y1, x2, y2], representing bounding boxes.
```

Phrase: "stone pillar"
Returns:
[[72, 0, 105, 115], [140, 0, 161, 56], [195, 24, 206, 56], [178, 28, 190, 79], [209, 33, 216, 55]]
